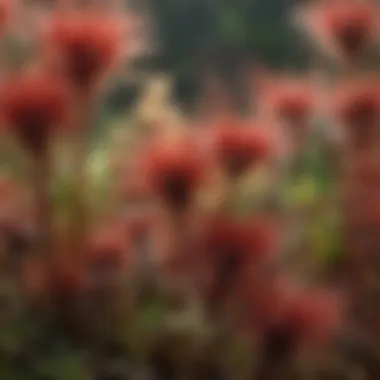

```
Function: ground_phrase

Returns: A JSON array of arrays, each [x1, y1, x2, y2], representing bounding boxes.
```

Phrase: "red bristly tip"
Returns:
[[86, 225, 130, 268], [213, 120, 272, 177], [270, 84, 315, 126], [280, 290, 343, 347], [333, 80, 380, 145], [203, 216, 275, 264], [198, 216, 277, 305], [47, 11, 123, 91], [322, 0, 377, 61], [1, 71, 69, 156], [144, 139, 205, 211]]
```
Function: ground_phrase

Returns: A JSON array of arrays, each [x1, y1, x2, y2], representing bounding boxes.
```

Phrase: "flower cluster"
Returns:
[[2, 0, 380, 379]]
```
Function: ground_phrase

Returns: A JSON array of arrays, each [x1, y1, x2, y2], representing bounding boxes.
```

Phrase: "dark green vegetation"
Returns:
[[113, 0, 309, 112]]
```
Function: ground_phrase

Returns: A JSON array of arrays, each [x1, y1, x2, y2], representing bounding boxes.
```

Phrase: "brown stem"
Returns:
[[33, 149, 53, 260], [72, 133, 87, 256], [220, 176, 238, 213], [68, 96, 93, 261]]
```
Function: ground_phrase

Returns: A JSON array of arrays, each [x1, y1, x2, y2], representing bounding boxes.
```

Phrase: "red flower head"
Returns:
[[333, 79, 380, 146], [304, 0, 378, 63], [283, 289, 343, 346], [86, 222, 130, 270], [143, 138, 206, 211], [264, 78, 316, 127], [260, 287, 343, 362], [213, 119, 272, 177], [324, 0, 377, 61], [46, 11, 124, 92], [247, 275, 297, 331], [205, 217, 276, 262], [1, 70, 69, 156], [201, 216, 276, 302]]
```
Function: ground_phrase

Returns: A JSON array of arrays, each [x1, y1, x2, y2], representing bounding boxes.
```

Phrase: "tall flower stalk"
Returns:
[[1, 70, 69, 260], [45, 8, 125, 258]]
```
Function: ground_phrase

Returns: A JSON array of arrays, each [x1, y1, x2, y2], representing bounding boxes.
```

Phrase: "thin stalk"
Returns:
[[33, 149, 53, 260], [68, 95, 93, 260]]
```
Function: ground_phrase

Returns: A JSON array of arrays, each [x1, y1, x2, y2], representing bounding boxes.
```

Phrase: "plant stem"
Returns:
[[68, 95, 93, 260], [33, 149, 53, 260]]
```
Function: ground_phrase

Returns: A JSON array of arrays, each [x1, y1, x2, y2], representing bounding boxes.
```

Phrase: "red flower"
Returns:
[[86, 223, 130, 269], [1, 71, 69, 156], [333, 80, 380, 146], [213, 119, 272, 177], [283, 290, 342, 346], [204, 217, 274, 261], [306, 0, 378, 62], [247, 275, 297, 331], [254, 287, 342, 365], [267, 81, 315, 126], [47, 11, 123, 91], [144, 139, 205, 211], [201, 216, 276, 302], [324, 1, 376, 60]]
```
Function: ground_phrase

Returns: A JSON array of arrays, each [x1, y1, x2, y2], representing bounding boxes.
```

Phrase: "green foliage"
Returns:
[[310, 208, 343, 266], [125, 297, 168, 357], [34, 350, 89, 380], [285, 175, 319, 208], [149, 0, 308, 106], [282, 130, 343, 268]]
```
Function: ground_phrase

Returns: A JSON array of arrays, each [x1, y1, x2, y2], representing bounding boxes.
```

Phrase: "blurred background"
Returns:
[[112, 0, 307, 114], [2, 0, 380, 378]]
